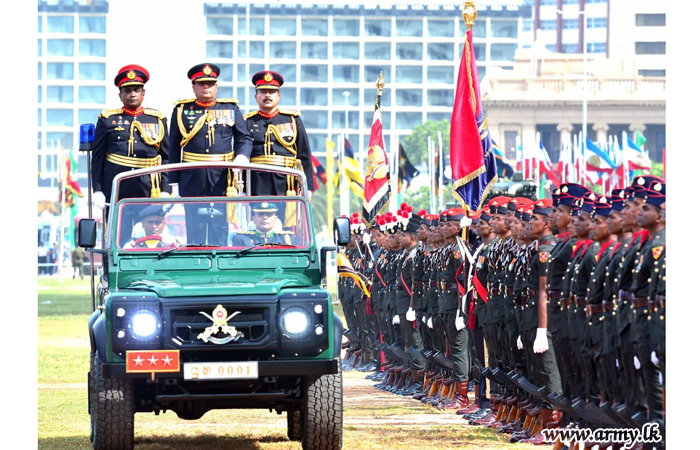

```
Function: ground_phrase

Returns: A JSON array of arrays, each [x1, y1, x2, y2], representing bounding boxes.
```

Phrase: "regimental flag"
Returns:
[[59, 151, 84, 208], [492, 141, 514, 179], [310, 153, 326, 191], [635, 128, 647, 150], [584, 138, 615, 190], [398, 140, 419, 191], [338, 251, 371, 297], [450, 19, 498, 212], [536, 136, 561, 187], [363, 82, 391, 226], [623, 131, 652, 172], [333, 138, 364, 198]]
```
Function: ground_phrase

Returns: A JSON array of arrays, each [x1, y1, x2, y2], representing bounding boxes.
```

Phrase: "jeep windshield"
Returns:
[[114, 197, 311, 252]]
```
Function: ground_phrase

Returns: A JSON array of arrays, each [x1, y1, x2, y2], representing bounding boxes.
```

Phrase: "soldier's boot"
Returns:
[[474, 399, 500, 426], [391, 367, 411, 394], [403, 370, 424, 396], [376, 366, 395, 389], [429, 377, 453, 406], [440, 381, 469, 410]]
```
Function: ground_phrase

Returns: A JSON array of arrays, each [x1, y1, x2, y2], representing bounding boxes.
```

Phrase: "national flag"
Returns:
[[492, 141, 514, 179], [333, 138, 364, 198], [59, 150, 83, 208], [584, 138, 615, 188], [363, 82, 391, 226], [337, 251, 371, 297], [398, 140, 419, 191], [635, 128, 647, 150], [623, 131, 652, 172], [449, 20, 498, 212], [536, 138, 560, 187], [310, 153, 326, 191]]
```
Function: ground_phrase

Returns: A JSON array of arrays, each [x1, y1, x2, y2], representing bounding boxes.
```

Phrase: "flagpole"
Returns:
[[394, 135, 400, 208], [438, 131, 444, 212], [58, 146, 66, 283], [428, 135, 435, 214], [338, 133, 345, 216]]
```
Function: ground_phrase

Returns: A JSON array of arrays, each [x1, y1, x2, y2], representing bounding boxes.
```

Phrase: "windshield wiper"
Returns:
[[232, 242, 298, 259], [157, 244, 212, 259]]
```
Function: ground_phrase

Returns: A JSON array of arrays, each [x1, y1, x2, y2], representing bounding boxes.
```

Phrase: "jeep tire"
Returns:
[[301, 361, 342, 450], [92, 353, 135, 450], [287, 409, 302, 441]]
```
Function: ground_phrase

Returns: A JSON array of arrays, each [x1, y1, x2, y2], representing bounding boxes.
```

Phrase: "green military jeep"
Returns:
[[79, 163, 349, 450]]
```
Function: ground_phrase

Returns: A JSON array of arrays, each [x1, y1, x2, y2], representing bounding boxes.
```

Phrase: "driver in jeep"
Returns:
[[123, 204, 181, 249]]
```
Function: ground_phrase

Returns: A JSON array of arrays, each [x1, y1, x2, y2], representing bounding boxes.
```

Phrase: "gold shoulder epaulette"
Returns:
[[143, 108, 166, 120], [244, 111, 259, 120], [279, 109, 300, 116], [217, 98, 239, 104], [99, 108, 123, 118], [174, 98, 195, 105]]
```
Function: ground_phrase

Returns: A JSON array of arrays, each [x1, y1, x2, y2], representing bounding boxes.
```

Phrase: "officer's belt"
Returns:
[[525, 287, 538, 298], [653, 294, 666, 309], [106, 153, 161, 168], [506, 287, 514, 297], [632, 297, 650, 309], [413, 281, 425, 287], [564, 295, 586, 307], [250, 154, 300, 169], [602, 300, 615, 312], [182, 150, 234, 162], [429, 281, 439, 288], [587, 303, 605, 315], [516, 294, 528, 305], [548, 290, 564, 301], [440, 282, 459, 290]]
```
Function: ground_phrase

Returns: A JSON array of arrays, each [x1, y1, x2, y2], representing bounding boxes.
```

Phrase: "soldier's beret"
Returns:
[[631, 175, 665, 200], [139, 204, 168, 219], [644, 181, 666, 208], [251, 202, 279, 213], [609, 189, 625, 212], [252, 71, 284, 90], [592, 196, 612, 218], [440, 207, 466, 223], [115, 64, 149, 88], [578, 193, 598, 215], [188, 63, 220, 83], [532, 198, 553, 217]]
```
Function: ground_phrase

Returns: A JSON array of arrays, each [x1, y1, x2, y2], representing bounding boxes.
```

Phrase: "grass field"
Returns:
[[38, 277, 534, 450]]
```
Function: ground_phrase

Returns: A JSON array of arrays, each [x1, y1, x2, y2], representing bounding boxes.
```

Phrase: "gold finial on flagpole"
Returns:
[[463, 1, 477, 30], [376, 71, 385, 97]]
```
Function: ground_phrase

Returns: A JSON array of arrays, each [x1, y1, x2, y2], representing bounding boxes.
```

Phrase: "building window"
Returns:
[[300, 88, 328, 106], [333, 42, 359, 60], [79, 16, 106, 33], [300, 65, 328, 82], [427, 112, 450, 122], [38, 15, 42, 33], [473, 43, 486, 62], [301, 42, 328, 59], [278, 88, 297, 107], [636, 14, 666, 27], [491, 43, 518, 61], [563, 0, 578, 4], [308, 135, 326, 154], [46, 132, 74, 150], [587, 42, 606, 53], [79, 86, 105, 104], [217, 86, 233, 99], [638, 69, 666, 77], [587, 17, 607, 29], [491, 20, 518, 38], [207, 41, 233, 58], [561, 44, 578, 54], [395, 89, 422, 107], [395, 66, 422, 84], [365, 19, 391, 37], [396, 112, 422, 130], [428, 19, 454, 38], [270, 18, 297, 36], [78, 109, 102, 125], [541, 0, 557, 4], [47, 63, 74, 80], [301, 18, 328, 36], [363, 111, 391, 129], [364, 66, 387, 83], [333, 19, 359, 37], [239, 41, 265, 58], [218, 64, 233, 82], [523, 19, 533, 32], [79, 63, 105, 80], [332, 111, 359, 129], [541, 20, 556, 31], [427, 66, 453, 84], [47, 86, 73, 103], [38, 86, 43, 103], [303, 110, 328, 129], [47, 16, 74, 33], [47, 39, 74, 57], [396, 19, 423, 37], [206, 17, 233, 35], [270, 41, 296, 59], [270, 64, 296, 83], [237, 17, 265, 35], [635, 42, 665, 55], [79, 39, 106, 57], [428, 43, 453, 61], [38, 62, 42, 80], [563, 19, 578, 30], [363, 89, 391, 107], [332, 65, 359, 83], [396, 43, 422, 60], [461, 20, 486, 38], [365, 43, 390, 60], [38, 109, 42, 127], [332, 89, 359, 106], [427, 90, 453, 107], [47, 109, 74, 127], [38, 39, 42, 57]]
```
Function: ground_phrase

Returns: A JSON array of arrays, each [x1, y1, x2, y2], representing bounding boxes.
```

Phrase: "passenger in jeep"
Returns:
[[123, 204, 181, 249], [229, 202, 294, 246]]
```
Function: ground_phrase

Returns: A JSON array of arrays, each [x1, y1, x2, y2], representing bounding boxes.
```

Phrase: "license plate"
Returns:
[[183, 361, 258, 380]]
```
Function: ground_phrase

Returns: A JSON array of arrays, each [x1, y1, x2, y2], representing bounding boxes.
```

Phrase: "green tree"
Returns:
[[401, 119, 451, 168]]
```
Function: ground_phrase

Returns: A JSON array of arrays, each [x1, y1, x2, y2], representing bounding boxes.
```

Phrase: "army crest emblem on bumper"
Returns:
[[197, 304, 244, 344]]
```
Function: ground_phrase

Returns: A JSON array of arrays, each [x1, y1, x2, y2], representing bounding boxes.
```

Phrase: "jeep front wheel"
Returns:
[[92, 353, 135, 450], [301, 361, 342, 450]]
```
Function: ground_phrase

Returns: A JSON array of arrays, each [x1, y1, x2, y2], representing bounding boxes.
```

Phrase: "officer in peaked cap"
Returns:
[[228, 202, 293, 246], [244, 71, 314, 217], [169, 63, 253, 245], [92, 64, 171, 245]]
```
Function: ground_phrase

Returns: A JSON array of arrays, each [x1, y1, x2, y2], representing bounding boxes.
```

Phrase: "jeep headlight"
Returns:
[[280, 308, 311, 338], [130, 310, 160, 338]]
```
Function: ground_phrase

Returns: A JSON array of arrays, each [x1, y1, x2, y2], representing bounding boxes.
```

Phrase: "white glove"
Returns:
[[159, 191, 171, 198], [651, 351, 659, 367], [634, 356, 641, 370], [93, 191, 106, 208], [517, 335, 523, 350], [406, 307, 416, 322], [427, 316, 434, 329], [421, 316, 427, 324], [392, 314, 400, 325], [616, 359, 619, 368], [362, 233, 371, 245], [455, 313, 466, 331], [233, 154, 250, 164], [533, 328, 549, 354]]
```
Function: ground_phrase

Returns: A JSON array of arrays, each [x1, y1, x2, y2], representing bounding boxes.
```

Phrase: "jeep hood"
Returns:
[[119, 270, 313, 297]]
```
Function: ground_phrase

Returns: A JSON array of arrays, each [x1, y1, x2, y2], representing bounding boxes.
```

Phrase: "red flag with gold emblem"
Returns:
[[363, 73, 391, 226]]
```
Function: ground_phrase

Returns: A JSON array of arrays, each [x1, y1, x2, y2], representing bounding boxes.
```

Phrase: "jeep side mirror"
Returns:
[[78, 219, 97, 248], [333, 217, 351, 246]]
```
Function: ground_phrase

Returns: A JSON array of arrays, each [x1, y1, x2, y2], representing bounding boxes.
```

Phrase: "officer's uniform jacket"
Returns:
[[522, 234, 556, 332], [92, 107, 170, 200], [545, 233, 575, 337], [397, 244, 419, 315], [229, 229, 293, 246], [169, 98, 252, 196], [473, 238, 496, 328], [613, 231, 647, 344], [385, 249, 401, 315], [437, 241, 466, 314], [586, 240, 618, 353], [411, 243, 427, 318], [630, 228, 665, 343]]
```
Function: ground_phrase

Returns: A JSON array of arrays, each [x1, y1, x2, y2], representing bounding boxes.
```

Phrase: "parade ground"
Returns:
[[38, 278, 533, 450]]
